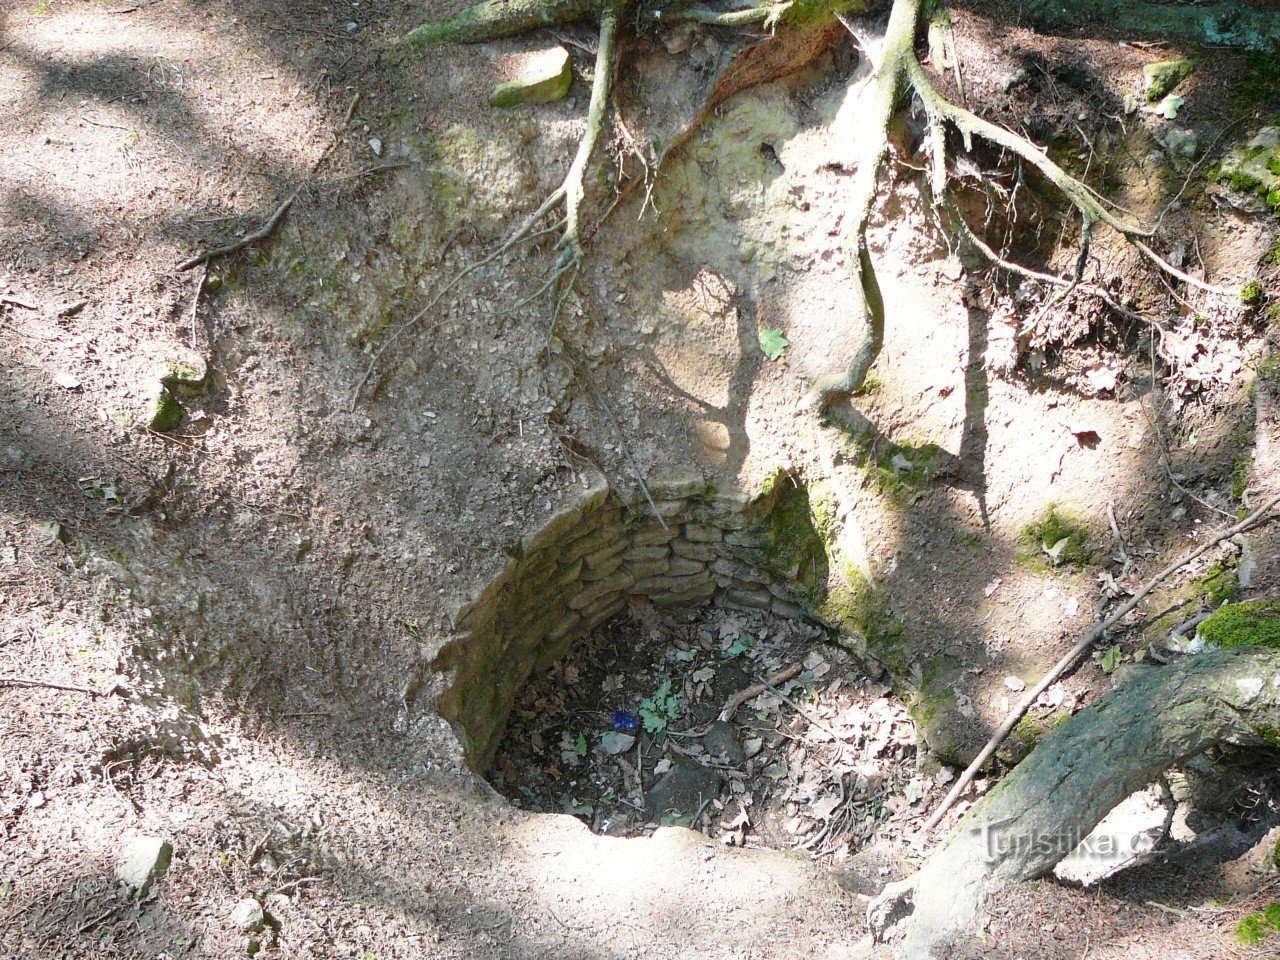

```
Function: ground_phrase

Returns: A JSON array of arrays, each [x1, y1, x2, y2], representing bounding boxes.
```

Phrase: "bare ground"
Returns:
[[2, 0, 1280, 957]]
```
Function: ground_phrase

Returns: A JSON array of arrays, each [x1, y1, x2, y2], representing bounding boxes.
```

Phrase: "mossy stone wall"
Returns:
[[432, 467, 844, 770]]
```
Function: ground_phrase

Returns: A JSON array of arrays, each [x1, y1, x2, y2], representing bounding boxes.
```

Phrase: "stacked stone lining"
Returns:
[[433, 469, 815, 771]]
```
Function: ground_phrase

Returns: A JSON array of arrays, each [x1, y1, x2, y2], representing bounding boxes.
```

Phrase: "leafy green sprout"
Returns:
[[638, 679, 682, 735]]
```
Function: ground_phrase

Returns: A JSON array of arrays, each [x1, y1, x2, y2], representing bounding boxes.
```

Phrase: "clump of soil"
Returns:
[[490, 606, 932, 863]]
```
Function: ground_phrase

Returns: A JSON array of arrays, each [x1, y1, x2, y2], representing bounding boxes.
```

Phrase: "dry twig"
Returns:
[[923, 493, 1280, 834], [0, 676, 109, 697]]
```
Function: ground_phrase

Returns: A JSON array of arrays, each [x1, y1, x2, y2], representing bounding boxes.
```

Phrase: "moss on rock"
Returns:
[[1143, 57, 1197, 103], [1198, 600, 1280, 649], [1214, 126, 1280, 213], [1017, 504, 1099, 570]]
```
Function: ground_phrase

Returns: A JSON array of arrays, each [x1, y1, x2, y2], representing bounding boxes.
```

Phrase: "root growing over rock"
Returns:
[[868, 647, 1280, 957]]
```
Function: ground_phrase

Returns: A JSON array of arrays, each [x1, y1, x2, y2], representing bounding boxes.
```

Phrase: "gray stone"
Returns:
[[771, 598, 805, 619], [582, 551, 625, 582], [547, 610, 581, 643], [671, 539, 718, 562], [683, 523, 724, 544], [1143, 57, 1196, 103], [648, 500, 691, 520], [563, 525, 628, 564], [519, 479, 610, 554], [724, 529, 767, 548], [649, 580, 716, 608], [629, 557, 671, 580], [584, 539, 628, 570], [710, 557, 768, 584], [230, 897, 266, 933], [552, 558, 584, 588], [582, 594, 627, 632], [700, 509, 751, 531], [1162, 126, 1198, 159], [646, 758, 722, 820], [632, 524, 681, 546], [647, 467, 710, 500], [490, 47, 573, 108], [633, 573, 712, 596], [700, 721, 745, 765], [626, 544, 670, 563], [569, 571, 633, 610], [724, 586, 774, 610], [669, 556, 707, 578], [115, 836, 172, 895]]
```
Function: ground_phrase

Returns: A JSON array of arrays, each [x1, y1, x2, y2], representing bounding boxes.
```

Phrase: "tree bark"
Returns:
[[870, 647, 1280, 958], [1028, 1, 1280, 52]]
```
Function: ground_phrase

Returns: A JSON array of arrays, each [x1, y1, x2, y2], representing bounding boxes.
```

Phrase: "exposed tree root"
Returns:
[[811, 0, 1237, 410], [922, 492, 1280, 836], [1028, 0, 1280, 53], [868, 646, 1280, 958]]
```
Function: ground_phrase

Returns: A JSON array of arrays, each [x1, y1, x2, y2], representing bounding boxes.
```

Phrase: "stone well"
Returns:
[[432, 467, 852, 770]]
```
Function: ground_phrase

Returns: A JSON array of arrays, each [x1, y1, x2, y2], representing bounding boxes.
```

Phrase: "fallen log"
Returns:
[[870, 647, 1280, 958]]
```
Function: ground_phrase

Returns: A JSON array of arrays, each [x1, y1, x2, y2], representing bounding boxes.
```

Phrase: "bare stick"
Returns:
[[922, 493, 1280, 835], [0, 676, 109, 697], [177, 188, 300, 271], [719, 663, 803, 721], [178, 94, 359, 271]]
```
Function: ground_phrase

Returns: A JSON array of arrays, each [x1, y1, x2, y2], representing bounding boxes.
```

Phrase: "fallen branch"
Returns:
[[719, 662, 803, 721], [872, 646, 1280, 957], [0, 293, 40, 310], [922, 491, 1280, 835], [0, 676, 110, 697], [177, 94, 359, 271], [177, 188, 300, 272]]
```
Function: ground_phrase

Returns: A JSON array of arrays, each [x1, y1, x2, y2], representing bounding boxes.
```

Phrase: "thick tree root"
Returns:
[[1030, 0, 1280, 52], [870, 647, 1280, 958], [406, 0, 600, 45], [812, 0, 1234, 411]]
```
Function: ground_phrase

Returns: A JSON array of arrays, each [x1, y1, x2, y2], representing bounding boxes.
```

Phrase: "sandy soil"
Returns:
[[2, 0, 1279, 958]]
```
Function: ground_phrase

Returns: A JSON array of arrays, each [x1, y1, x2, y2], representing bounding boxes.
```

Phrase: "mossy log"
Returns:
[[869, 647, 1280, 958], [1030, 1, 1280, 52], [409, 0, 1280, 49], [407, 0, 600, 45]]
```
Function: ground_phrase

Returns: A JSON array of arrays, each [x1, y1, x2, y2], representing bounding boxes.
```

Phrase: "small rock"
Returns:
[[230, 897, 266, 933], [700, 721, 744, 765], [115, 836, 173, 895], [368, 137, 383, 157], [53, 371, 81, 390], [143, 384, 183, 432], [1162, 126, 1198, 159], [1143, 58, 1196, 103], [36, 520, 65, 545], [490, 47, 573, 108], [661, 24, 696, 55], [1003, 676, 1026, 693], [645, 758, 721, 820]]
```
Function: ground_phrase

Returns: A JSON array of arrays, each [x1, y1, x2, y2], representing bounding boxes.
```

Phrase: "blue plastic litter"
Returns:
[[611, 711, 639, 733]]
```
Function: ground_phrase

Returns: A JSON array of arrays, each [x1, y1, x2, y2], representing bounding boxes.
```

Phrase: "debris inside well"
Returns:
[[489, 605, 933, 863]]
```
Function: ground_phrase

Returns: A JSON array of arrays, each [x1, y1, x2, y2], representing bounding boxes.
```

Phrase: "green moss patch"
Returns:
[[1198, 600, 1280, 649], [1242, 280, 1266, 305], [1198, 559, 1240, 605], [1017, 504, 1099, 570], [1237, 903, 1280, 945], [1214, 126, 1280, 213], [1143, 58, 1197, 103]]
